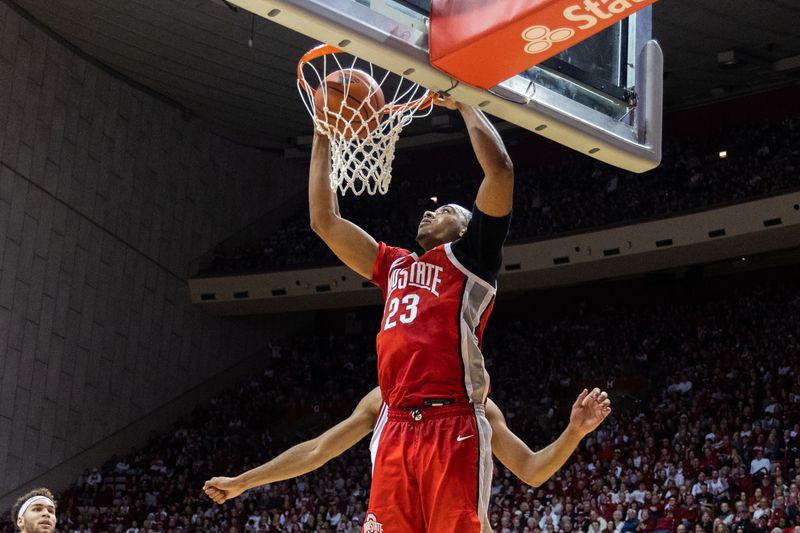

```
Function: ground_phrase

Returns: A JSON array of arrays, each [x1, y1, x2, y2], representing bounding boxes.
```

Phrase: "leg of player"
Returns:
[[418, 405, 493, 532], [366, 403, 493, 532], [364, 412, 425, 532]]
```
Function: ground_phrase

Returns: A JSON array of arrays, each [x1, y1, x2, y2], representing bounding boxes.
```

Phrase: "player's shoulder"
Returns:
[[381, 242, 413, 254], [379, 242, 416, 264]]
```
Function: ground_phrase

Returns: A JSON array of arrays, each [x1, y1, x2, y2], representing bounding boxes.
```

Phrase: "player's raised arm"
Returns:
[[203, 387, 382, 504], [487, 388, 611, 487], [308, 132, 378, 279], [440, 99, 514, 217]]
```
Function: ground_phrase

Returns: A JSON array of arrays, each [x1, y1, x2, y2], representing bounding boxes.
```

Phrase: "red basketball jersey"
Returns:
[[371, 241, 496, 408]]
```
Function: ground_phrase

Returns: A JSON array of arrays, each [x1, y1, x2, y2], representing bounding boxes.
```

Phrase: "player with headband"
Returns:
[[9, 488, 56, 533]]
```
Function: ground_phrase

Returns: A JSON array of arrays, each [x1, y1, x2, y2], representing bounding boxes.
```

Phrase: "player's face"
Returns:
[[415, 204, 467, 250], [17, 502, 56, 533]]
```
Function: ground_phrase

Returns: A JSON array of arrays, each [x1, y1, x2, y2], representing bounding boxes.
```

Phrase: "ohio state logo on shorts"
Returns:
[[363, 513, 383, 533]]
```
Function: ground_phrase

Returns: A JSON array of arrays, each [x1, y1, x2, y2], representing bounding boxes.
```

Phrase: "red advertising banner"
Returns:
[[430, 0, 658, 90]]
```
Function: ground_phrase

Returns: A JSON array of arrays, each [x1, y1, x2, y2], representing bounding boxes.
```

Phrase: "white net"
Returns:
[[297, 45, 435, 196]]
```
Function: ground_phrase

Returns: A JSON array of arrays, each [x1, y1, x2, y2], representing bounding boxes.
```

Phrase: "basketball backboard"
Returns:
[[227, 0, 662, 172]]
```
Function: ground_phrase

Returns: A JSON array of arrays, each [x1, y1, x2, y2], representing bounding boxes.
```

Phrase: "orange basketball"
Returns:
[[314, 69, 385, 140]]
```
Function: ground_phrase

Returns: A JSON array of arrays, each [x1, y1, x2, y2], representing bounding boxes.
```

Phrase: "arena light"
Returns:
[[773, 54, 800, 72], [717, 49, 739, 68], [430, 196, 438, 203], [719, 150, 728, 159]]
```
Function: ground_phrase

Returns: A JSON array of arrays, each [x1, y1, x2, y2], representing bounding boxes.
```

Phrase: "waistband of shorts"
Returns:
[[387, 401, 482, 421]]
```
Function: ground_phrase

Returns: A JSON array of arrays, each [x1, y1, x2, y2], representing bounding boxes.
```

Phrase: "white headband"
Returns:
[[17, 496, 55, 519]]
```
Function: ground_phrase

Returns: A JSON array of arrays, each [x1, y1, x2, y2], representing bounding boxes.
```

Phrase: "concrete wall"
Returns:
[[0, 2, 304, 500]]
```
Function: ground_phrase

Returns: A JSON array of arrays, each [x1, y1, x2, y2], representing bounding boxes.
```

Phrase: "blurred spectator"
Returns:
[[201, 114, 800, 275], [752, 450, 772, 476], [2, 277, 798, 532]]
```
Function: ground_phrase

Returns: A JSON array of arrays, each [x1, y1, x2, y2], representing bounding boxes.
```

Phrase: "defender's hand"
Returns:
[[569, 388, 611, 437], [203, 476, 246, 504]]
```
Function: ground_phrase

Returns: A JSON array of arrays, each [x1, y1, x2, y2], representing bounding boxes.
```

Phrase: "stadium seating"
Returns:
[[4, 276, 797, 533], [202, 114, 799, 275]]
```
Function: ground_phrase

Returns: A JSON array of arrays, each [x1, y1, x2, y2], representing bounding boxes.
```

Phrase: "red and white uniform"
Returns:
[[374, 242, 496, 408], [366, 234, 501, 532]]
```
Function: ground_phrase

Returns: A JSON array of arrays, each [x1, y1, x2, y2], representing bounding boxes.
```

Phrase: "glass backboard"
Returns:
[[227, 0, 662, 172]]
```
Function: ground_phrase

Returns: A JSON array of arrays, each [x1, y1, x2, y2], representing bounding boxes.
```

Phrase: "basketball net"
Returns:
[[297, 45, 435, 195]]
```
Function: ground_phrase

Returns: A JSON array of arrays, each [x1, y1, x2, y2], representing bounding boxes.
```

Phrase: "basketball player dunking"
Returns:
[[309, 98, 513, 532]]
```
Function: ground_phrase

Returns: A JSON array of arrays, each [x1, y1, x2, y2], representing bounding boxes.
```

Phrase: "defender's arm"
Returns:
[[204, 387, 382, 503], [487, 388, 611, 487]]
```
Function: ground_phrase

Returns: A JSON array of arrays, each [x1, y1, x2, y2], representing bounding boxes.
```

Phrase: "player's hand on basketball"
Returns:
[[203, 476, 246, 504], [433, 94, 459, 110], [313, 125, 332, 139], [569, 387, 611, 437]]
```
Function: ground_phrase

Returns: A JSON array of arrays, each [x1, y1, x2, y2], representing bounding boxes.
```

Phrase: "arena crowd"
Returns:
[[203, 114, 799, 274], [3, 275, 798, 533]]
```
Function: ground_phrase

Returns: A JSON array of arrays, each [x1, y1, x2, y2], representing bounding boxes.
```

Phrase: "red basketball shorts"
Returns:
[[364, 402, 493, 533]]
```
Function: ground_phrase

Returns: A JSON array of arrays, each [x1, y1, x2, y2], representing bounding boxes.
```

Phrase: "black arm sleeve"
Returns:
[[450, 204, 511, 285]]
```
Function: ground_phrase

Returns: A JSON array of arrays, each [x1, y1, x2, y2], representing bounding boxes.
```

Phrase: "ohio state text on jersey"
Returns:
[[371, 241, 496, 408]]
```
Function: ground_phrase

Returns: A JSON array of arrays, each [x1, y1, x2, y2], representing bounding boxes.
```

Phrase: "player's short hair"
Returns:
[[11, 488, 56, 529], [448, 204, 472, 228]]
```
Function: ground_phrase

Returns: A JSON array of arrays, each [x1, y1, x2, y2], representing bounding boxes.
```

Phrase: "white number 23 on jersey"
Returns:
[[383, 294, 420, 330]]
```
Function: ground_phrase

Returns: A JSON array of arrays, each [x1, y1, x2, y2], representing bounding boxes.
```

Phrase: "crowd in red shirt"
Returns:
[[2, 278, 798, 532]]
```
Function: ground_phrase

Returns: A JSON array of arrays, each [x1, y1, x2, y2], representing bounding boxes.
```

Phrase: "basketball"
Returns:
[[314, 69, 385, 140]]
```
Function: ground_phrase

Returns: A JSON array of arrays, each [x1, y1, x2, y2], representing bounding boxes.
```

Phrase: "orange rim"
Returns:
[[297, 44, 436, 114], [296, 44, 343, 96]]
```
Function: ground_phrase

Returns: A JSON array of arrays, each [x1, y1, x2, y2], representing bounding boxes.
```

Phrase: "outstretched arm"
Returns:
[[204, 387, 382, 504], [487, 388, 611, 487], [441, 100, 514, 217], [308, 132, 378, 279]]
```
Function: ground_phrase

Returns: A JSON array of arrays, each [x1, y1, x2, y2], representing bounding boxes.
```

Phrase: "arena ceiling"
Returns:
[[7, 0, 800, 149]]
